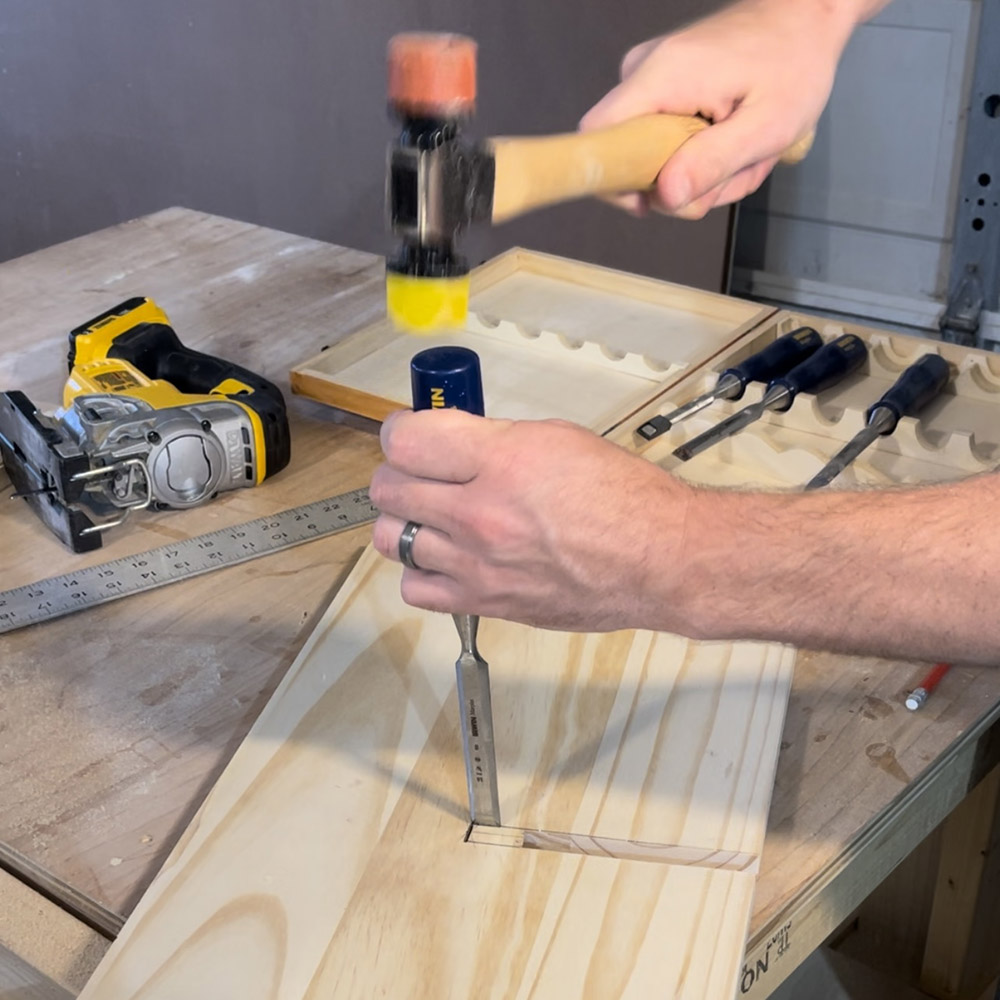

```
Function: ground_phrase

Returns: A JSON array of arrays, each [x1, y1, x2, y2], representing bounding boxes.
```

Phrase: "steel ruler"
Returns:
[[0, 486, 377, 634]]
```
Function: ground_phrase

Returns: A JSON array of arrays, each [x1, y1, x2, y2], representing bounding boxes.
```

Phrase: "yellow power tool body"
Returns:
[[0, 298, 290, 552]]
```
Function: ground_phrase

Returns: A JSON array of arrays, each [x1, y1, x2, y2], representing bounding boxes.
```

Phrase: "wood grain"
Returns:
[[0, 208, 386, 917], [78, 547, 791, 999], [9, 213, 1000, 1000], [920, 765, 1000, 999]]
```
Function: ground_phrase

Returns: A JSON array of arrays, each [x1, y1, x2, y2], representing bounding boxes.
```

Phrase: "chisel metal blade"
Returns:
[[672, 398, 771, 461], [804, 427, 881, 490], [805, 408, 895, 490], [453, 613, 501, 827]]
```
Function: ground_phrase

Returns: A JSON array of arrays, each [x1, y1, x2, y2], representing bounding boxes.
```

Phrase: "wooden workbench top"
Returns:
[[2, 209, 1000, 995], [0, 208, 385, 930]]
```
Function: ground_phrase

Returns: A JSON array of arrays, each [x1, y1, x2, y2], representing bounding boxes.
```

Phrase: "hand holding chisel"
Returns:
[[410, 346, 501, 827], [805, 353, 951, 489]]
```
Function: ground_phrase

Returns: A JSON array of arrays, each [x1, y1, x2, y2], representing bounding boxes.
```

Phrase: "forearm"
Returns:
[[671, 473, 1000, 664]]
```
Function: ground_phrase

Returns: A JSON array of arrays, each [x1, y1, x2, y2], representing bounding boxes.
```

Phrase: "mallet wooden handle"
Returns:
[[488, 113, 813, 223]]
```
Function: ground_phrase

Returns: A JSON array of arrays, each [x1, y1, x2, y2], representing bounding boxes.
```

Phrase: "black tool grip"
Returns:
[[721, 326, 822, 393], [767, 334, 868, 410], [867, 353, 950, 431], [112, 322, 290, 479]]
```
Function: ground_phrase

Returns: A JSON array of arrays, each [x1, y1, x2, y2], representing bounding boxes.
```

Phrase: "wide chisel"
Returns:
[[673, 334, 868, 462], [804, 353, 951, 490], [410, 345, 501, 827], [636, 327, 822, 441]]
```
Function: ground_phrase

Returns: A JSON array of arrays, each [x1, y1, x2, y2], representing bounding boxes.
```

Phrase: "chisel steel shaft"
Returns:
[[673, 334, 868, 462], [453, 613, 501, 825], [805, 353, 951, 490], [636, 327, 821, 441], [804, 410, 893, 490]]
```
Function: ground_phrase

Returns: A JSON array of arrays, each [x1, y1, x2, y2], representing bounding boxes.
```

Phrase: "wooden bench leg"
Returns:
[[921, 765, 1000, 1000]]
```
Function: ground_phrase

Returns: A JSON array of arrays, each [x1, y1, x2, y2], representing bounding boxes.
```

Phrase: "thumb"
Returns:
[[656, 104, 800, 211], [381, 409, 508, 484]]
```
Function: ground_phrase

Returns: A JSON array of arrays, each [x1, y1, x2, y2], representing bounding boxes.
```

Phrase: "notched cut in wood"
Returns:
[[78, 548, 790, 1000], [467, 825, 759, 872]]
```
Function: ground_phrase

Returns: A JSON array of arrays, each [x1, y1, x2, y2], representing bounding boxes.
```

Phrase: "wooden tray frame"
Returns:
[[291, 247, 775, 432], [611, 309, 1000, 488]]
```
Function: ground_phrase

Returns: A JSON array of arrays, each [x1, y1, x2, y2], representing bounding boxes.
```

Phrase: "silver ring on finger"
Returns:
[[398, 520, 423, 571]]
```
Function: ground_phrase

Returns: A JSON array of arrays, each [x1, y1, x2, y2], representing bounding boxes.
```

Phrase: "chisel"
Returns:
[[636, 327, 822, 441], [410, 345, 501, 827], [673, 334, 868, 462], [804, 353, 951, 490]]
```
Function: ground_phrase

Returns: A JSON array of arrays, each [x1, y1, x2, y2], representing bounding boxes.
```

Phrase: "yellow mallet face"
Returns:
[[385, 272, 470, 333]]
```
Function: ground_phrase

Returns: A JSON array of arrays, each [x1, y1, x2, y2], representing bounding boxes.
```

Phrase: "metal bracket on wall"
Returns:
[[940, 0, 1000, 349]]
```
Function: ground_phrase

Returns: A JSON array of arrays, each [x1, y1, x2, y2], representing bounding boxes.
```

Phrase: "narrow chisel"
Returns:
[[410, 345, 501, 827], [804, 353, 951, 490], [636, 326, 822, 441], [673, 334, 868, 462]]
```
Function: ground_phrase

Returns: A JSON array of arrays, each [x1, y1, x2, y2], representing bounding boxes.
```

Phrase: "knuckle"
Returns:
[[619, 48, 640, 80], [656, 175, 693, 213], [544, 417, 581, 436], [474, 508, 517, 556], [620, 37, 660, 79], [769, 122, 800, 154]]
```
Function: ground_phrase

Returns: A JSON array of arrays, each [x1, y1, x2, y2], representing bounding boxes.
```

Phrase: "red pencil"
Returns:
[[905, 662, 951, 710]]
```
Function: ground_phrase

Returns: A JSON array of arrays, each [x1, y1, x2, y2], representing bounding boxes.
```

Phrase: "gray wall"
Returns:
[[0, 0, 729, 290], [732, 0, 980, 331]]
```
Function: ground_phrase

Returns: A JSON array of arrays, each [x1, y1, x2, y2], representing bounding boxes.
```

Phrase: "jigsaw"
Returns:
[[0, 297, 290, 552]]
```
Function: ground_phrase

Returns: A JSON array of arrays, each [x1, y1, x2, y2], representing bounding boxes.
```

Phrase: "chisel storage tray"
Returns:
[[611, 310, 1000, 490], [291, 248, 773, 432]]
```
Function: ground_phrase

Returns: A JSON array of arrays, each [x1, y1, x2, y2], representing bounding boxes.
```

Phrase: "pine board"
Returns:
[[79, 546, 794, 999], [291, 248, 773, 430], [10, 212, 1000, 1000]]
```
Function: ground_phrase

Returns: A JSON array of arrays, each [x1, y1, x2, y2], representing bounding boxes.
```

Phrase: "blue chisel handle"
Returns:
[[867, 353, 950, 431], [410, 346, 485, 415], [720, 326, 822, 394], [766, 333, 868, 411]]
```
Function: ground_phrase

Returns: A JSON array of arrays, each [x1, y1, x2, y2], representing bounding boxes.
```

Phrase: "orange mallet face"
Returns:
[[387, 33, 477, 118]]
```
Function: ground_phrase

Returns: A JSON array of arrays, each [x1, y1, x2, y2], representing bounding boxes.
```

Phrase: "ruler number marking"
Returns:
[[0, 488, 375, 634]]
